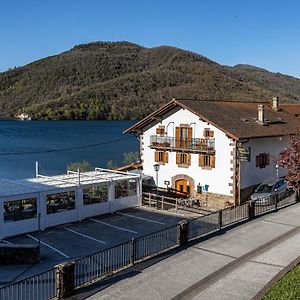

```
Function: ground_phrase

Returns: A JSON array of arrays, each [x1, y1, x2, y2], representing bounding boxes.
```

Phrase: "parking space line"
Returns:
[[27, 234, 70, 259], [91, 218, 138, 234], [65, 228, 106, 244], [1, 239, 12, 245], [117, 212, 166, 225]]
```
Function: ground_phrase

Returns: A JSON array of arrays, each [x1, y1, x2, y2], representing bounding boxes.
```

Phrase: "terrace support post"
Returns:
[[248, 201, 255, 220], [218, 210, 223, 230], [56, 261, 75, 299], [178, 220, 189, 246], [149, 193, 151, 207], [162, 196, 164, 210]]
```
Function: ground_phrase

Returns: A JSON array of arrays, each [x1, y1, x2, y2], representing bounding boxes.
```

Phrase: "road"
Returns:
[[84, 202, 300, 300]]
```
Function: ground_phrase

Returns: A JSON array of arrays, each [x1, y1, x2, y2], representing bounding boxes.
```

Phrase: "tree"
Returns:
[[106, 160, 118, 170], [123, 152, 140, 165], [277, 136, 300, 201], [67, 160, 93, 172]]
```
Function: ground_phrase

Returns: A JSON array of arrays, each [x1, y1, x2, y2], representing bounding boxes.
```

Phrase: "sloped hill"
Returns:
[[0, 41, 299, 120]]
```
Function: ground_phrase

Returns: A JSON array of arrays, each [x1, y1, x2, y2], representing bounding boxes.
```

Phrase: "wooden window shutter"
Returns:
[[164, 152, 169, 163], [187, 153, 191, 166], [156, 128, 161, 135], [188, 127, 193, 141], [266, 154, 270, 165], [175, 127, 180, 139], [176, 153, 180, 164], [154, 151, 159, 162], [199, 154, 205, 167], [209, 130, 214, 137], [210, 155, 216, 168], [256, 155, 260, 167]]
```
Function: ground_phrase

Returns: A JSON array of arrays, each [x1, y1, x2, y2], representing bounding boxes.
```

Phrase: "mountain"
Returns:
[[0, 41, 299, 120]]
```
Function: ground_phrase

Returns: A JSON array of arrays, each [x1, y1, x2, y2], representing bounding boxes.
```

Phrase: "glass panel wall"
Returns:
[[115, 179, 137, 199], [4, 198, 37, 222], [83, 185, 108, 205], [47, 191, 75, 214]]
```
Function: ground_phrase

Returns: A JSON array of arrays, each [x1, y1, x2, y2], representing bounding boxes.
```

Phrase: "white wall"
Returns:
[[142, 107, 234, 196], [240, 136, 288, 188]]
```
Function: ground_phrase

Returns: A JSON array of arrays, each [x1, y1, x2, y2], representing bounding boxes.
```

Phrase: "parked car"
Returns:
[[250, 178, 289, 205]]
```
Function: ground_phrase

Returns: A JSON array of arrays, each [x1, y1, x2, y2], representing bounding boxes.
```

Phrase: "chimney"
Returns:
[[257, 104, 265, 125], [272, 96, 279, 111]]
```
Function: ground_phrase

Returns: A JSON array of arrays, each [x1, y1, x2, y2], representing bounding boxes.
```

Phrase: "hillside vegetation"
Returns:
[[0, 41, 299, 120]]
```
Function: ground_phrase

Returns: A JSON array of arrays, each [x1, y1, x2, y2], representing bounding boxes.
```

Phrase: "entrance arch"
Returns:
[[172, 175, 195, 196]]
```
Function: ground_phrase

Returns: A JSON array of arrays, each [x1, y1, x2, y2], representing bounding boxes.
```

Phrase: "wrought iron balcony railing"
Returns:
[[150, 135, 215, 153]]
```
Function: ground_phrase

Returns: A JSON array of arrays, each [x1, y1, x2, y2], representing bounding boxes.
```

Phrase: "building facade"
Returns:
[[126, 98, 300, 207]]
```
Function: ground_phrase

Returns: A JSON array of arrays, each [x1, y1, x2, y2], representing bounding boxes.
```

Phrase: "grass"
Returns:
[[262, 264, 300, 300]]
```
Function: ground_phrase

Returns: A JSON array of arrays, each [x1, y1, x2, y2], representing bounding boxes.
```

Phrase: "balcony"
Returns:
[[150, 135, 215, 153]]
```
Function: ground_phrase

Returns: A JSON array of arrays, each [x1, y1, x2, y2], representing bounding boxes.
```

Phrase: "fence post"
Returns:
[[296, 191, 300, 203], [274, 195, 278, 211], [248, 201, 255, 220], [56, 261, 75, 299], [178, 220, 189, 246], [131, 237, 136, 266], [218, 210, 223, 229]]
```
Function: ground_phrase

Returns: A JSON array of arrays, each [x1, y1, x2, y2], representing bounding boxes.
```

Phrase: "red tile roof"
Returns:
[[125, 99, 300, 140]]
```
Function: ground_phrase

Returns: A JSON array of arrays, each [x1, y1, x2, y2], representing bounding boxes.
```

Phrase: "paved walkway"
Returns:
[[85, 203, 300, 300]]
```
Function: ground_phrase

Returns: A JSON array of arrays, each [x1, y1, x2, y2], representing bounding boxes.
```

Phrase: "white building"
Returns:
[[125, 98, 300, 207], [0, 168, 141, 239]]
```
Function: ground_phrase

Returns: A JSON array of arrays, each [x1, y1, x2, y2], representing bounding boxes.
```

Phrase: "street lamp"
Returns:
[[153, 163, 160, 188]]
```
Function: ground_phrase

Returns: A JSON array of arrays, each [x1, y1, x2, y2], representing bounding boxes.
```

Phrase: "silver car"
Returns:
[[250, 179, 288, 205]]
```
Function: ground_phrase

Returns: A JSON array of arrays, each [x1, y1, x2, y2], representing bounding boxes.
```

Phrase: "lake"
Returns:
[[0, 120, 139, 179]]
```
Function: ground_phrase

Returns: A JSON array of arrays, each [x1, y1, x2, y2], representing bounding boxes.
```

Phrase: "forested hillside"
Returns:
[[0, 41, 299, 120]]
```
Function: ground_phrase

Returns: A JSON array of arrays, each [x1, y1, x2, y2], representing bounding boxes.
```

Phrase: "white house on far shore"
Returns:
[[125, 97, 300, 207]]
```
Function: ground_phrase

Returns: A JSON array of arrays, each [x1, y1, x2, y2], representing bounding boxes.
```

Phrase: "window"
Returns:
[[47, 191, 75, 214], [156, 126, 165, 135], [115, 180, 137, 199], [83, 185, 108, 205], [175, 125, 192, 148], [204, 128, 214, 138], [176, 153, 191, 166], [4, 198, 37, 223], [199, 154, 215, 168], [256, 153, 270, 168], [154, 151, 168, 164]]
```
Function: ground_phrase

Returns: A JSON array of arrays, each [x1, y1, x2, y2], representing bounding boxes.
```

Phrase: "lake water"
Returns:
[[0, 120, 138, 179]]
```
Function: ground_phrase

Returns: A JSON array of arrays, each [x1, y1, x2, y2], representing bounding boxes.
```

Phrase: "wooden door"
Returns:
[[175, 179, 192, 195]]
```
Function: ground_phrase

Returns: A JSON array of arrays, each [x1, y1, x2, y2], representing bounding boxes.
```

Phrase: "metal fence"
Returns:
[[0, 268, 57, 300], [221, 202, 249, 227], [74, 240, 132, 287], [135, 225, 179, 262], [277, 193, 296, 208], [0, 192, 297, 300], [188, 212, 220, 241]]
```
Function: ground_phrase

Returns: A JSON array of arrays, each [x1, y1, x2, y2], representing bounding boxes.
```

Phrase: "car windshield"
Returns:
[[256, 184, 273, 193]]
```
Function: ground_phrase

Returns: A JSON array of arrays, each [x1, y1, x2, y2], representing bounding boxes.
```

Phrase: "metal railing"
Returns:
[[188, 212, 220, 241], [0, 268, 57, 300], [221, 202, 249, 227], [150, 135, 215, 152], [134, 225, 179, 263], [74, 240, 132, 287]]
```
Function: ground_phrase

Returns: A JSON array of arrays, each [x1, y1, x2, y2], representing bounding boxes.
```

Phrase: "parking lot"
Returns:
[[0, 207, 191, 286]]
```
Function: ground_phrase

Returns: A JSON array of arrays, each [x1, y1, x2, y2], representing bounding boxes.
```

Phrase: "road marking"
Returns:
[[27, 234, 70, 259], [65, 228, 106, 244], [117, 212, 166, 225], [1, 239, 12, 245], [91, 218, 138, 234]]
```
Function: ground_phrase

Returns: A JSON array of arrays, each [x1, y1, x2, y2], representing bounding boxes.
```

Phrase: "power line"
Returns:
[[0, 136, 132, 156]]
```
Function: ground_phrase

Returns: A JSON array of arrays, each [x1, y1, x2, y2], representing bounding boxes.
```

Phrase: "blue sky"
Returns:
[[1, 0, 300, 78]]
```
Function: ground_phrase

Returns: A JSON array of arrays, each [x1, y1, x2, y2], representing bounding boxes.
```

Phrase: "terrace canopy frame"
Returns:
[[0, 168, 141, 240]]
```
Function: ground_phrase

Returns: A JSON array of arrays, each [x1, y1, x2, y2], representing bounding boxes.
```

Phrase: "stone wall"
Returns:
[[194, 192, 234, 210], [0, 244, 40, 265]]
